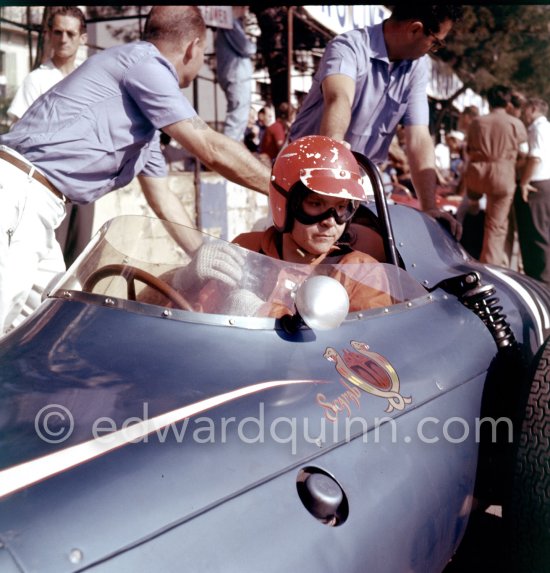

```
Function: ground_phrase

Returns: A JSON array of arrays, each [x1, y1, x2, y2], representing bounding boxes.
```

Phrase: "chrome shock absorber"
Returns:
[[459, 281, 516, 349], [432, 271, 517, 350]]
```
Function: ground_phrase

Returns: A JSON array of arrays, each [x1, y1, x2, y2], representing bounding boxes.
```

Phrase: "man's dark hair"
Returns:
[[462, 105, 480, 118], [47, 6, 87, 34], [389, 5, 463, 34], [486, 85, 512, 109], [276, 102, 295, 121], [144, 6, 205, 45], [510, 91, 526, 111]]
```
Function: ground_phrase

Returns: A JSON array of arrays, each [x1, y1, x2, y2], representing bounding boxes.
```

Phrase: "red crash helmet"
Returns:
[[269, 135, 368, 231]]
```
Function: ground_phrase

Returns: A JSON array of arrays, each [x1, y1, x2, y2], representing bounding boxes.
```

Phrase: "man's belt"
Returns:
[[0, 150, 66, 202], [468, 151, 514, 163]]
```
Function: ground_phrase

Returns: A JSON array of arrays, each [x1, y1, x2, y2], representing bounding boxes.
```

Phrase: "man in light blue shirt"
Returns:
[[215, 6, 257, 142], [0, 6, 270, 335], [289, 5, 463, 237]]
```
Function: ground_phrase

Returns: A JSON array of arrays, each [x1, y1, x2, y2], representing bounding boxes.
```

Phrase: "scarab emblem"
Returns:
[[324, 340, 412, 412]]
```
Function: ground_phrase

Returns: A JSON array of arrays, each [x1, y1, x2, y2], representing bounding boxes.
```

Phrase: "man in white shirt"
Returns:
[[8, 7, 93, 268], [8, 7, 88, 123], [516, 97, 550, 288]]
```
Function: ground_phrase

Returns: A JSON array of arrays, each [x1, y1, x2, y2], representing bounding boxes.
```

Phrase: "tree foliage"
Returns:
[[440, 5, 550, 102], [250, 5, 550, 109]]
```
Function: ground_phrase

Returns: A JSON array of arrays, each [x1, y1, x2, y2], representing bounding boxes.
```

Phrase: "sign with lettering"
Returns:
[[198, 6, 233, 29], [303, 5, 390, 35]]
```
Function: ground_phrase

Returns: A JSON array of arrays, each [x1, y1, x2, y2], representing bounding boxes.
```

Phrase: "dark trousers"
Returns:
[[514, 179, 550, 288], [55, 203, 95, 268]]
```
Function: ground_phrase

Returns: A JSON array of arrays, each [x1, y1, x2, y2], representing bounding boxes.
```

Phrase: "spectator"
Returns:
[[8, 6, 93, 269], [505, 90, 527, 269], [244, 105, 275, 156], [455, 105, 484, 257], [445, 130, 466, 189], [257, 105, 275, 144], [457, 105, 480, 136], [7, 7, 87, 124], [288, 5, 464, 238], [259, 101, 295, 162], [0, 6, 271, 335], [515, 97, 550, 288], [434, 129, 452, 180], [463, 85, 528, 266], [244, 106, 261, 152], [214, 6, 256, 142]]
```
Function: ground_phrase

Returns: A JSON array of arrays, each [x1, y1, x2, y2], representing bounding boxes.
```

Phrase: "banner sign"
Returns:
[[303, 5, 390, 35], [198, 6, 233, 29]]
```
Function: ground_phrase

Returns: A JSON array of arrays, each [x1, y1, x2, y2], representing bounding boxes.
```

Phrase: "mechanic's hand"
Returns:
[[223, 288, 264, 316], [425, 208, 463, 241], [175, 240, 246, 292]]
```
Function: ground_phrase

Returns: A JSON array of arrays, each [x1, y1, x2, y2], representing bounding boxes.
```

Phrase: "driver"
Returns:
[[190, 135, 393, 316]]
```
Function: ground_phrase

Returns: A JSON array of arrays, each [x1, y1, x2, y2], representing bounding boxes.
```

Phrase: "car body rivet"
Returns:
[[407, 302, 413, 308], [104, 298, 115, 306], [423, 280, 429, 285], [229, 318, 236, 325], [69, 548, 83, 564], [162, 309, 172, 317], [411, 263, 417, 268], [63, 291, 72, 298]]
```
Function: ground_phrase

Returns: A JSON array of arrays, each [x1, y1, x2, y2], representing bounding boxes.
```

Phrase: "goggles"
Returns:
[[289, 183, 359, 226]]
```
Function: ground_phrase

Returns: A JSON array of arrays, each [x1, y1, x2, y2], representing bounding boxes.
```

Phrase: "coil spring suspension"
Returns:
[[432, 271, 517, 350], [460, 283, 516, 349]]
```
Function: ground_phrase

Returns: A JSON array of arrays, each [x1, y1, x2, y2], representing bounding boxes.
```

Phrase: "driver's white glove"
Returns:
[[223, 288, 264, 316], [175, 240, 246, 291]]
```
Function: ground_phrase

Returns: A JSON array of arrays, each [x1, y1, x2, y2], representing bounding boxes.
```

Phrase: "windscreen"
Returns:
[[52, 215, 427, 318]]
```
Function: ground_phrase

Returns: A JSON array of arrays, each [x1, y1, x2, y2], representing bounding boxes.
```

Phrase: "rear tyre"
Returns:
[[505, 336, 550, 572]]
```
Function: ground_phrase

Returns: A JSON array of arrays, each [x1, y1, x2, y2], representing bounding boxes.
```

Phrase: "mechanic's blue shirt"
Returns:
[[1, 41, 197, 203], [289, 22, 430, 164]]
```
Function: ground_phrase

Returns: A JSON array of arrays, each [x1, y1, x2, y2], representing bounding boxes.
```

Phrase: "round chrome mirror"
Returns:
[[295, 275, 350, 330]]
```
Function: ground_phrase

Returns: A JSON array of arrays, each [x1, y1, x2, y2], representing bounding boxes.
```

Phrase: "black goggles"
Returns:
[[288, 182, 359, 226]]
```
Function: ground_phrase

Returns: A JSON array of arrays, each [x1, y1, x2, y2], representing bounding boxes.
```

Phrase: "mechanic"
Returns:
[[288, 5, 464, 239], [178, 136, 393, 317], [0, 6, 271, 335], [463, 84, 528, 267]]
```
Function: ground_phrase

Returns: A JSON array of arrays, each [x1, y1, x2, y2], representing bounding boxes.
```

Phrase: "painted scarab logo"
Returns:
[[324, 340, 412, 412]]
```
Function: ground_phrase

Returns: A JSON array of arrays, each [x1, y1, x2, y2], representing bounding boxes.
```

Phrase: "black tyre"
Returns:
[[505, 337, 550, 572]]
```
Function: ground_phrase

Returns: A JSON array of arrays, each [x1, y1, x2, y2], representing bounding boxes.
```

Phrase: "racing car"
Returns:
[[0, 154, 549, 573]]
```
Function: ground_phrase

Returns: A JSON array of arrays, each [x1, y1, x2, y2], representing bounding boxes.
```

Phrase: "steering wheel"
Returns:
[[82, 263, 194, 311]]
